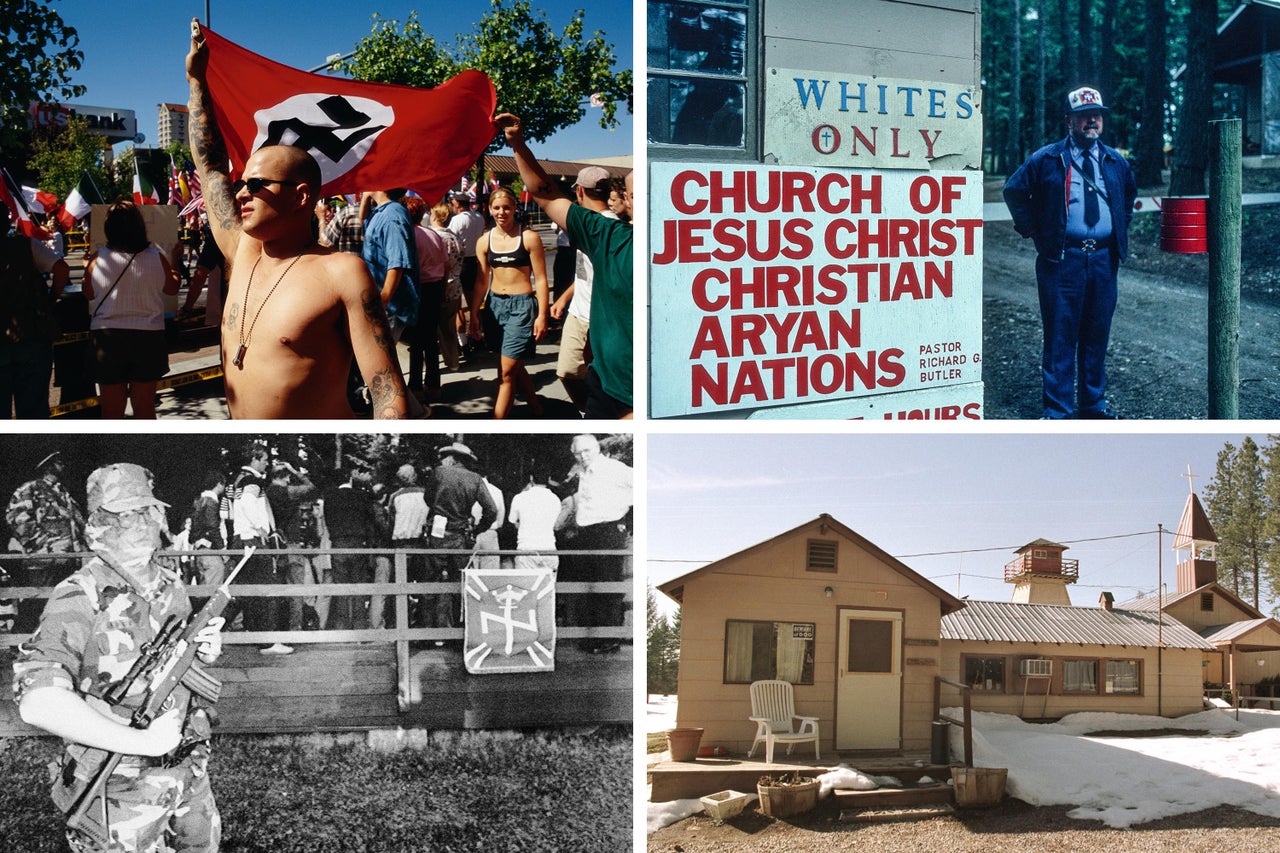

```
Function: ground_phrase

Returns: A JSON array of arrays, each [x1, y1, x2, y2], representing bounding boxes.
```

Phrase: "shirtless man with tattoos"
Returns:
[[185, 20, 421, 419]]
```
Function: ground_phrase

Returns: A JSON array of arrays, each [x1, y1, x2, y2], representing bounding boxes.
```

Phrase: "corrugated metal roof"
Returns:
[[1202, 618, 1274, 644], [941, 599, 1215, 650], [1116, 582, 1265, 620]]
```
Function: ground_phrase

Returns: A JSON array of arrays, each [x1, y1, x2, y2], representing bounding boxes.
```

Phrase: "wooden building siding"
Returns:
[[667, 518, 953, 754], [1165, 587, 1259, 634], [0, 546, 632, 737], [764, 0, 981, 84], [939, 641, 1207, 718]]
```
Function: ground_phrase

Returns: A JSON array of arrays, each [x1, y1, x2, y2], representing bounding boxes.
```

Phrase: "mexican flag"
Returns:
[[133, 167, 159, 205]]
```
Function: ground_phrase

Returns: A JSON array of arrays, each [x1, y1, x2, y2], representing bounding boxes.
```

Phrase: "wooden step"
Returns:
[[840, 803, 956, 823], [831, 784, 954, 809]]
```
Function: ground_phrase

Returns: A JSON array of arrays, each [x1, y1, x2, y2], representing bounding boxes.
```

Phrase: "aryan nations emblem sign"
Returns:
[[462, 569, 556, 674]]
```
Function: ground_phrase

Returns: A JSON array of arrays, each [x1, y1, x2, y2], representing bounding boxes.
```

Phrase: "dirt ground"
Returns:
[[648, 795, 1280, 853], [980, 170, 1280, 419]]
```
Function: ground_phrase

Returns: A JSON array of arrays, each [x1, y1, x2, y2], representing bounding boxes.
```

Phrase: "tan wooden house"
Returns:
[[657, 514, 965, 755], [658, 508, 1226, 758]]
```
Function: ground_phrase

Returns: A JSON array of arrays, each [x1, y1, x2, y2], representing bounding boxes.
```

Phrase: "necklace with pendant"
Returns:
[[233, 252, 304, 369]]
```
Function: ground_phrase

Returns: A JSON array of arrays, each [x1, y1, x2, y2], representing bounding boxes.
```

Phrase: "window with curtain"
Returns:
[[723, 619, 815, 684], [964, 656, 1008, 692], [647, 0, 753, 155], [1062, 659, 1098, 693], [1105, 660, 1140, 694]]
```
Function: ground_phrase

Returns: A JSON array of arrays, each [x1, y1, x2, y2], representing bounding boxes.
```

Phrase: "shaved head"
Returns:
[[251, 145, 322, 206]]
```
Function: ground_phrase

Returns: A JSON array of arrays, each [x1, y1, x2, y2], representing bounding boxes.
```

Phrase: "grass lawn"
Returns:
[[0, 726, 631, 853]]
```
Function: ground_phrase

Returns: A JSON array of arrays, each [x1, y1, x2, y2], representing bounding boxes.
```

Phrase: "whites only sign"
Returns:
[[764, 69, 982, 171], [649, 162, 983, 418]]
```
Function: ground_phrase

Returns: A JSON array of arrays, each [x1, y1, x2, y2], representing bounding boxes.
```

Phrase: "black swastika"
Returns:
[[262, 95, 388, 162]]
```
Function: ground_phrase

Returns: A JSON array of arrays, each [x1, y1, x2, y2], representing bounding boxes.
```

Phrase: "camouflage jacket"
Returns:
[[5, 477, 86, 555], [12, 556, 206, 760]]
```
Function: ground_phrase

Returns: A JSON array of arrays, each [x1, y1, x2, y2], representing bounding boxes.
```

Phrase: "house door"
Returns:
[[836, 609, 902, 750]]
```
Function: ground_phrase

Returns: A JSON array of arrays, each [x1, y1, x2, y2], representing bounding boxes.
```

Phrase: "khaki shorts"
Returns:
[[555, 313, 590, 379]]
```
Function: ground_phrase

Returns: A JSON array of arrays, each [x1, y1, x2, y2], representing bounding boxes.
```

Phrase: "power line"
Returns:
[[894, 529, 1157, 559], [648, 528, 1161, 565]]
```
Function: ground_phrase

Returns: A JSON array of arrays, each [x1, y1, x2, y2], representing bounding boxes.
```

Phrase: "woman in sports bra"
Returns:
[[472, 186, 548, 418]]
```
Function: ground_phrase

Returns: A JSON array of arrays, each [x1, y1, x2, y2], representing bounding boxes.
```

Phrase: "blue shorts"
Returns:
[[489, 291, 537, 360]]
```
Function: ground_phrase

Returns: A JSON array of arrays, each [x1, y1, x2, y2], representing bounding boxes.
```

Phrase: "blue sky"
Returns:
[[50, 0, 634, 161], [647, 432, 1275, 616]]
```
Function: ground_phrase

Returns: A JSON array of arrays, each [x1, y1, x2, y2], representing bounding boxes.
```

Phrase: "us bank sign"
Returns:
[[648, 71, 984, 419]]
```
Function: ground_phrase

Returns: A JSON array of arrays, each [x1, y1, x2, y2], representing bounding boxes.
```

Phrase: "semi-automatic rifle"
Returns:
[[64, 547, 255, 845]]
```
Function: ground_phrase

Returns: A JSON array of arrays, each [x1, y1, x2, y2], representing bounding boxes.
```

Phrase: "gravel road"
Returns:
[[648, 796, 1280, 852], [980, 212, 1280, 420]]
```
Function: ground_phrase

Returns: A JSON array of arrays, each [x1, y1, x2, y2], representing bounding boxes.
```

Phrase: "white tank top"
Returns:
[[89, 246, 168, 331]]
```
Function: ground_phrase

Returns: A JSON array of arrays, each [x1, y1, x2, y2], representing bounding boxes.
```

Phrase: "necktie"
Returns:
[[1083, 149, 1100, 227]]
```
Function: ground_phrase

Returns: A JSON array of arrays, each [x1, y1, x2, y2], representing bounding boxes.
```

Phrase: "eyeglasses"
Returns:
[[231, 177, 299, 195]]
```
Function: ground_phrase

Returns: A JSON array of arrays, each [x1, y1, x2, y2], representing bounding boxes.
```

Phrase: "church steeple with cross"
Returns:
[[1172, 465, 1219, 593]]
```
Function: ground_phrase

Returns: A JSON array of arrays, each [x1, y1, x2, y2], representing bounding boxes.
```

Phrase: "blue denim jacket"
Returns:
[[1002, 136, 1138, 262]]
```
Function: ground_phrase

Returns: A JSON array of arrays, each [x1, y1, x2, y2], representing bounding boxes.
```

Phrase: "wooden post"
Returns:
[[1207, 118, 1242, 419]]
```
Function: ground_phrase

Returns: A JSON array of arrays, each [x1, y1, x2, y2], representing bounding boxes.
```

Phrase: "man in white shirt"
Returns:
[[508, 469, 563, 572], [570, 434, 632, 652]]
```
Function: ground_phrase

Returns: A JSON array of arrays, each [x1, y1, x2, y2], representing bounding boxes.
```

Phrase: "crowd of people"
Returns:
[[0, 30, 634, 421], [0, 435, 634, 655]]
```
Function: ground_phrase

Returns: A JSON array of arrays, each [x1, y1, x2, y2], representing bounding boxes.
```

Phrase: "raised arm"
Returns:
[[495, 114, 572, 229], [185, 19, 242, 262]]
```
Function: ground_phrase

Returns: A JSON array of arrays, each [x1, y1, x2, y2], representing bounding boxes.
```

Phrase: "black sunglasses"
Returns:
[[231, 177, 299, 195]]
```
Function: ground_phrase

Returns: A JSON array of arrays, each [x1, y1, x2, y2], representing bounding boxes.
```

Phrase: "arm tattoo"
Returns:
[[188, 83, 240, 235], [360, 288, 397, 358], [369, 369, 407, 420]]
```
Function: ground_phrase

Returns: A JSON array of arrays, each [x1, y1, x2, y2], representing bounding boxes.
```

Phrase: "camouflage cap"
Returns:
[[86, 463, 170, 514]]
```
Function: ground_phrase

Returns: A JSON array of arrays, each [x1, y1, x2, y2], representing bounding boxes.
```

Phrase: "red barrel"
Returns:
[[1159, 196, 1207, 254]]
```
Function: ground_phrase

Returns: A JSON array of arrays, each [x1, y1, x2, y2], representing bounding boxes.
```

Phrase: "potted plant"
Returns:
[[755, 772, 819, 817]]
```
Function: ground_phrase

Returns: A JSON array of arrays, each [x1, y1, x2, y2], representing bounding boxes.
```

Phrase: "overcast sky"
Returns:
[[646, 431, 1273, 615]]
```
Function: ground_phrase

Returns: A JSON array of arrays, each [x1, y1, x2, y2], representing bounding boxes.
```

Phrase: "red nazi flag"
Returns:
[[200, 27, 497, 201]]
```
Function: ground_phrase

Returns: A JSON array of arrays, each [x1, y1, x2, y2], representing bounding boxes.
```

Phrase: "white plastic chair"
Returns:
[[747, 679, 820, 763]]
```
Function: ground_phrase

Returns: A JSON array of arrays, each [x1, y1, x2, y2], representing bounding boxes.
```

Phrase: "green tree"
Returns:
[[1261, 436, 1280, 611], [646, 587, 679, 699], [1168, 0, 1216, 194], [0, 0, 85, 149], [26, 115, 109, 199], [343, 1, 631, 184], [1204, 438, 1268, 607]]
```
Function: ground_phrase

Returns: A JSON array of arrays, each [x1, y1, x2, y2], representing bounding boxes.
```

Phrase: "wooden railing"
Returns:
[[0, 545, 632, 732], [932, 675, 974, 767]]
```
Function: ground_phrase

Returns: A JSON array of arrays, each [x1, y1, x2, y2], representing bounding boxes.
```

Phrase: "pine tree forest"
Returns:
[[1204, 436, 1280, 615], [982, 0, 1240, 192]]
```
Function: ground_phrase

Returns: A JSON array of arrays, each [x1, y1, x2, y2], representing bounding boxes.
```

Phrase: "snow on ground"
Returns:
[[963, 707, 1280, 828], [647, 696, 1280, 832]]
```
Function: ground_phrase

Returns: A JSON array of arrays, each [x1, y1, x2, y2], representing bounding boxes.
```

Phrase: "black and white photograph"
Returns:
[[0, 431, 632, 852]]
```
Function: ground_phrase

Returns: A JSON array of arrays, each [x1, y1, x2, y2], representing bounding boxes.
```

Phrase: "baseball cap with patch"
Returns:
[[1066, 87, 1109, 113], [86, 463, 170, 514], [572, 165, 612, 192]]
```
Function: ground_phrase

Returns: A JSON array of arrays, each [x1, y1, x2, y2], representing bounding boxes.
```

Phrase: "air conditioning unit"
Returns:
[[1019, 659, 1053, 677]]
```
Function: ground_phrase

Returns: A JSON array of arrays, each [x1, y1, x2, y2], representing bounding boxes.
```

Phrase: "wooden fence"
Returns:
[[0, 545, 632, 736]]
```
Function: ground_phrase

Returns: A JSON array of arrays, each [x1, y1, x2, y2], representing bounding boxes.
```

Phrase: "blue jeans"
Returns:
[[1036, 247, 1118, 418]]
